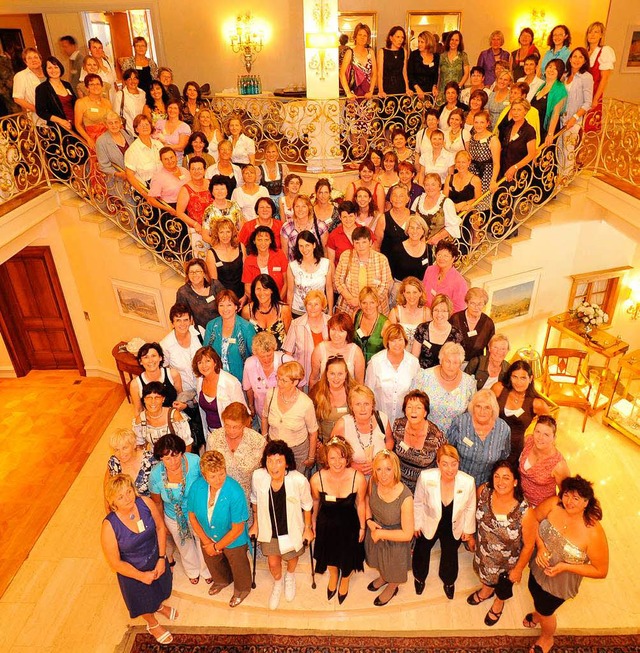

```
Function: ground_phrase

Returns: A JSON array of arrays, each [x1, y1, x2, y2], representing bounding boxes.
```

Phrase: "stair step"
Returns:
[[120, 242, 148, 257], [79, 211, 106, 224]]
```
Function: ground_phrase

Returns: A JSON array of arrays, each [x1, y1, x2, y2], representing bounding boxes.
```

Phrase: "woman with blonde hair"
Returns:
[[413, 444, 476, 599], [283, 289, 330, 389], [309, 356, 357, 464], [477, 31, 512, 87], [366, 324, 420, 426], [102, 474, 176, 644], [204, 217, 245, 301], [364, 450, 414, 606], [331, 385, 393, 477], [389, 277, 431, 351], [104, 428, 156, 507], [193, 108, 225, 159], [281, 194, 329, 261], [412, 341, 476, 433], [408, 30, 439, 99], [447, 389, 511, 486], [262, 361, 319, 473], [310, 436, 367, 603], [353, 286, 390, 364]]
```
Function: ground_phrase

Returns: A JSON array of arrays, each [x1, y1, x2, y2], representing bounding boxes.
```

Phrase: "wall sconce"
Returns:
[[530, 9, 550, 48], [306, 32, 337, 81], [229, 13, 263, 73], [627, 302, 640, 320]]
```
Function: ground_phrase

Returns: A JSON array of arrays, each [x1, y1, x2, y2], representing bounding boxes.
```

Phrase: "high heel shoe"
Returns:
[[338, 590, 348, 604], [374, 586, 398, 606], [327, 586, 337, 600]]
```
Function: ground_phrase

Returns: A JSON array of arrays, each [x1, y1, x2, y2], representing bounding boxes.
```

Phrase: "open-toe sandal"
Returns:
[[160, 605, 178, 621], [147, 623, 173, 645], [523, 612, 539, 629]]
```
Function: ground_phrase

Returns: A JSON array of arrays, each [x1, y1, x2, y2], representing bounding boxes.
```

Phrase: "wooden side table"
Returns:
[[111, 341, 143, 403]]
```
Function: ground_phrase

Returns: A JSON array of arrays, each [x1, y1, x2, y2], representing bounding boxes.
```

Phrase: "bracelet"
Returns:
[[573, 113, 579, 120]]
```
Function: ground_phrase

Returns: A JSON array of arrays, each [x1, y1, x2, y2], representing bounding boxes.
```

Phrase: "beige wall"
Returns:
[[602, 0, 640, 101], [3, 1, 620, 95], [0, 193, 181, 380]]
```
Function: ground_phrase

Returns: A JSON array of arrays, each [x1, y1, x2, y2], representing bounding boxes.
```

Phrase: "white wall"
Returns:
[[602, 0, 640, 102]]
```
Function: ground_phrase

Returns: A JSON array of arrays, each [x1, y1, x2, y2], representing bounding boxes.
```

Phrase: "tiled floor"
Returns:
[[1, 399, 638, 652]]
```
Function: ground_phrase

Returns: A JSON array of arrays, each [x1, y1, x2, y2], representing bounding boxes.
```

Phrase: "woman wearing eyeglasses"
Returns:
[[449, 287, 495, 361]]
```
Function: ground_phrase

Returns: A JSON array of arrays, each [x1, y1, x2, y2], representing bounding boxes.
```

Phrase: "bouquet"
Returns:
[[572, 301, 609, 327]]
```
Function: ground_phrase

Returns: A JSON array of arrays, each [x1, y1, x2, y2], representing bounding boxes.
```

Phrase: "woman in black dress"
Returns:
[[408, 30, 439, 99], [497, 99, 538, 180], [310, 437, 367, 603], [377, 26, 411, 97]]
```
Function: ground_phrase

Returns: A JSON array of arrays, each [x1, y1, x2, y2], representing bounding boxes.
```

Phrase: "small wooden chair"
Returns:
[[541, 348, 592, 432]]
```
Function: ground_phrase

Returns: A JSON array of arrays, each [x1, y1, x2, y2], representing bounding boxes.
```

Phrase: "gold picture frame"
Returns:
[[405, 12, 461, 51], [338, 12, 378, 50]]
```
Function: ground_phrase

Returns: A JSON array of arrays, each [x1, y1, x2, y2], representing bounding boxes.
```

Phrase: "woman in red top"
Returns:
[[242, 226, 288, 297], [237, 197, 283, 253], [176, 156, 213, 256]]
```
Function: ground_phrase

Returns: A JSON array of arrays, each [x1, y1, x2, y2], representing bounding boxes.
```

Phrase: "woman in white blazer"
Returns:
[[413, 443, 476, 599], [249, 440, 314, 610]]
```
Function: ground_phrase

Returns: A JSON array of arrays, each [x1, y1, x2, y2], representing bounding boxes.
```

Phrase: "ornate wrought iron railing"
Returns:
[[0, 98, 636, 278]]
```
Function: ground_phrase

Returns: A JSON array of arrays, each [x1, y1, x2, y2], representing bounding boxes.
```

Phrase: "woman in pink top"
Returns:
[[422, 240, 468, 313], [519, 415, 569, 507]]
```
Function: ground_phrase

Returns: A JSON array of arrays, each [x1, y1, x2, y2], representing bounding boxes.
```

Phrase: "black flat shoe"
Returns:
[[367, 579, 387, 592], [414, 579, 425, 595], [338, 590, 348, 604], [484, 606, 503, 626], [327, 586, 337, 600], [374, 586, 398, 606], [443, 583, 455, 600]]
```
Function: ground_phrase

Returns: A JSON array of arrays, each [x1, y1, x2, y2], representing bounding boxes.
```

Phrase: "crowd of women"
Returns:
[[102, 256, 608, 652], [36, 26, 609, 653]]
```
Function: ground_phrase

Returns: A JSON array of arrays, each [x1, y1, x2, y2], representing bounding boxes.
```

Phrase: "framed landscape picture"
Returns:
[[621, 25, 640, 73], [484, 270, 541, 325], [112, 280, 165, 327]]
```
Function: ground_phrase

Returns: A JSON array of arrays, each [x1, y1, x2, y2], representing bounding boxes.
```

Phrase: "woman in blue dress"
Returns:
[[102, 474, 176, 644]]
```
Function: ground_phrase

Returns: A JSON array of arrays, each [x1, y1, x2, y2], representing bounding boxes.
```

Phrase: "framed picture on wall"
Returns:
[[338, 12, 378, 50], [621, 25, 640, 73], [112, 279, 166, 327], [406, 12, 461, 51], [484, 270, 542, 326]]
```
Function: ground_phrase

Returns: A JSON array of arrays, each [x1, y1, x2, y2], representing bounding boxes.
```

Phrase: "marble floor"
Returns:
[[1, 400, 639, 652]]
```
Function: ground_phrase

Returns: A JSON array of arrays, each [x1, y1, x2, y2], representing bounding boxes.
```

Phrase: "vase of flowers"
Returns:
[[571, 301, 609, 338]]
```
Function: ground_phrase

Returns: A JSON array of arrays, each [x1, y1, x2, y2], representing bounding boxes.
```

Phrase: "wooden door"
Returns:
[[0, 246, 85, 376]]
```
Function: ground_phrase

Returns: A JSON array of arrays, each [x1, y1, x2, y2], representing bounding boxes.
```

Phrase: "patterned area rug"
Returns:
[[119, 628, 640, 653]]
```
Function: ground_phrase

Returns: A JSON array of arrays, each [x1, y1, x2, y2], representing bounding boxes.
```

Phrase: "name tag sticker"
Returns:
[[356, 328, 365, 338], [273, 266, 282, 272], [422, 341, 432, 349], [431, 288, 437, 296], [90, 107, 99, 113], [398, 440, 409, 452], [166, 482, 180, 489], [513, 407, 525, 417], [495, 513, 509, 525], [215, 261, 223, 267], [325, 494, 337, 502], [228, 337, 236, 344], [136, 519, 146, 533], [422, 258, 430, 265], [467, 329, 478, 337], [206, 295, 215, 303], [337, 406, 348, 413], [135, 66, 143, 70], [462, 437, 474, 447]]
